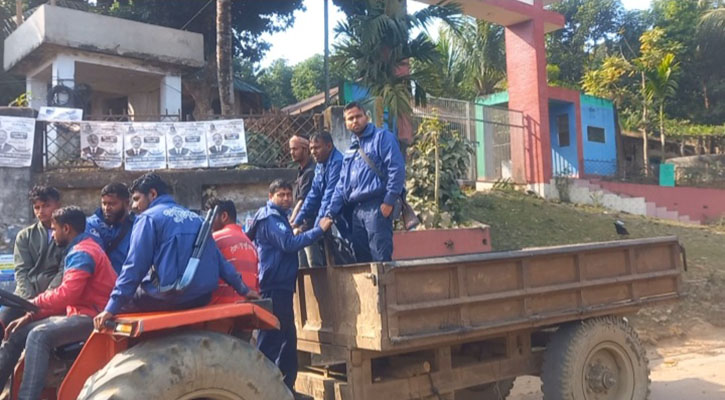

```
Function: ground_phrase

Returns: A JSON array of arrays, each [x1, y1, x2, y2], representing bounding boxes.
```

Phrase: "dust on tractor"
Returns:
[[0, 288, 294, 400]]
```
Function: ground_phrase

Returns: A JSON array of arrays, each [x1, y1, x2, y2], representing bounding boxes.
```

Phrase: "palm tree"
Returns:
[[645, 53, 679, 160], [449, 18, 506, 97], [412, 28, 469, 99], [696, 6, 725, 110], [333, 0, 460, 126], [216, 0, 234, 116]]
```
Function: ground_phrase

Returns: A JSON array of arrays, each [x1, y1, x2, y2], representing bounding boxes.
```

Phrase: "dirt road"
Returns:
[[509, 327, 725, 400]]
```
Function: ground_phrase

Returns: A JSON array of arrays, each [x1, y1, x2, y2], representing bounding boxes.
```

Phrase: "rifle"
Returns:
[[159, 205, 219, 293]]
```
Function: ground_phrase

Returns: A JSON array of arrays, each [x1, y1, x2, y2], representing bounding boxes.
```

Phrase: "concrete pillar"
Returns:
[[160, 74, 182, 116], [51, 54, 75, 88], [505, 18, 552, 185], [26, 77, 47, 110]]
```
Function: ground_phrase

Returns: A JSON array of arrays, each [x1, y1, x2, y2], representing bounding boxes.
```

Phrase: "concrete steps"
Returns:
[[567, 179, 701, 225]]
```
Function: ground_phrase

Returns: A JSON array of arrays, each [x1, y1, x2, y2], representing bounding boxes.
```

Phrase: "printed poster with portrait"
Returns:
[[0, 116, 35, 168], [79, 122, 123, 169], [123, 122, 167, 171], [166, 122, 209, 169], [205, 119, 248, 168]]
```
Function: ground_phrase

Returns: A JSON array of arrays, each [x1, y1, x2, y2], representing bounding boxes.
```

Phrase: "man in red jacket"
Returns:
[[0, 206, 116, 400], [207, 198, 259, 304]]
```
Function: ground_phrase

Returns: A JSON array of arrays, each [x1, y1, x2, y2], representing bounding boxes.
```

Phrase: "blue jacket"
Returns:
[[294, 147, 343, 227], [104, 195, 248, 314], [86, 209, 136, 274], [327, 123, 405, 217], [248, 201, 323, 293]]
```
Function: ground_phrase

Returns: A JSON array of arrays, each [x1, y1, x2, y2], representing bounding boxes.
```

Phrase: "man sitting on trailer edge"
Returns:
[[0, 207, 117, 400], [93, 173, 258, 330]]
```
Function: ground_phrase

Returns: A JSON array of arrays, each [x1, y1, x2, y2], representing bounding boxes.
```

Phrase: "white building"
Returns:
[[3, 4, 205, 118]]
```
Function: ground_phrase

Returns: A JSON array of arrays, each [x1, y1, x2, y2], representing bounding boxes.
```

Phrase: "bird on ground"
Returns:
[[614, 220, 629, 236]]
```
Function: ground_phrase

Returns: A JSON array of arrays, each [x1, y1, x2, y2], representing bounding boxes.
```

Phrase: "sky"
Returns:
[[260, 0, 653, 68]]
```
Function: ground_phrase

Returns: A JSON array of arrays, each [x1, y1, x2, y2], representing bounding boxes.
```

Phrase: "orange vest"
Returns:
[[210, 224, 259, 304]]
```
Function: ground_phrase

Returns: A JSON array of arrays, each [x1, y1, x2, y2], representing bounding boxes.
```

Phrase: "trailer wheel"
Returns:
[[78, 331, 293, 400], [454, 378, 514, 399], [541, 316, 650, 400]]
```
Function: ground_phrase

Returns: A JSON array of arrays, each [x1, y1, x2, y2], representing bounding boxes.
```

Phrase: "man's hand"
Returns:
[[293, 227, 302, 235], [319, 217, 333, 232], [93, 311, 115, 331], [245, 290, 260, 300], [4, 313, 32, 341], [380, 203, 393, 218]]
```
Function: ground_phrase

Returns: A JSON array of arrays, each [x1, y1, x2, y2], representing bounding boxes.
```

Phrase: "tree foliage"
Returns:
[[92, 0, 304, 62], [333, 0, 461, 122], [257, 59, 296, 109]]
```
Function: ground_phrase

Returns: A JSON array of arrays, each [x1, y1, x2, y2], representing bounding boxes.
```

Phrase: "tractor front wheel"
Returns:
[[78, 331, 292, 400]]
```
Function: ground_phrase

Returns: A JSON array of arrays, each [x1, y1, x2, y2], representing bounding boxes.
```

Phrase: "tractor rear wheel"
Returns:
[[454, 378, 514, 399], [78, 331, 292, 400]]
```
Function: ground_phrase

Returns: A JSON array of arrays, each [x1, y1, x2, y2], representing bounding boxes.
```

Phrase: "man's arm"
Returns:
[[104, 215, 156, 315], [13, 229, 34, 299], [32, 251, 93, 320], [294, 168, 324, 227], [265, 217, 324, 254], [380, 131, 406, 206], [317, 157, 343, 221], [326, 159, 348, 218]]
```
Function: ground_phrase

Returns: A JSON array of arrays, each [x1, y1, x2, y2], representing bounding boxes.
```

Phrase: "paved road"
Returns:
[[509, 335, 725, 399]]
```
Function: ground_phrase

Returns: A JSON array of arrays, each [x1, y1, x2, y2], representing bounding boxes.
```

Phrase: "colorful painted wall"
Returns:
[[549, 101, 578, 176], [579, 94, 617, 176]]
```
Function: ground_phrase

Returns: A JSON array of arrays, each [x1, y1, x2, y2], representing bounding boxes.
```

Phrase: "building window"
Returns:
[[587, 126, 606, 143], [556, 114, 570, 147]]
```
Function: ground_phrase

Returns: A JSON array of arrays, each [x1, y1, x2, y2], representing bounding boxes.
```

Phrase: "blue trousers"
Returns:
[[351, 199, 393, 262], [257, 290, 297, 390]]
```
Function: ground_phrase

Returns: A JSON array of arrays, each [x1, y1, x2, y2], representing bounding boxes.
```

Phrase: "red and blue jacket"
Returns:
[[32, 233, 117, 320]]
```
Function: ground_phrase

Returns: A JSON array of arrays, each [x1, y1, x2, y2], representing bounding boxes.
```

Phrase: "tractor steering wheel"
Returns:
[[0, 288, 39, 313]]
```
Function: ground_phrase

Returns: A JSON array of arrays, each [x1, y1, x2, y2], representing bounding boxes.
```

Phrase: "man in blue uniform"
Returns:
[[326, 102, 405, 262], [86, 182, 135, 274], [93, 173, 257, 329], [291, 131, 344, 266], [247, 179, 332, 391]]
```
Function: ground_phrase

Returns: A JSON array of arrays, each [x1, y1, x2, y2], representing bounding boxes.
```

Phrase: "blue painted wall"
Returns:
[[580, 94, 617, 176], [549, 101, 578, 176]]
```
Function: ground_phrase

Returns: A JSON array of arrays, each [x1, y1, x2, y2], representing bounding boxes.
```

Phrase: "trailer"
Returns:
[[293, 229, 685, 400]]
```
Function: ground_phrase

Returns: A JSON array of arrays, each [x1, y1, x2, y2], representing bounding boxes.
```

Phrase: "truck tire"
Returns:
[[454, 378, 514, 399], [78, 331, 293, 400], [541, 316, 650, 400]]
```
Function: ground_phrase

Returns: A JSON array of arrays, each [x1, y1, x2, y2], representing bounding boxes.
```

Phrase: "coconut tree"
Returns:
[[645, 53, 679, 160], [449, 18, 506, 97]]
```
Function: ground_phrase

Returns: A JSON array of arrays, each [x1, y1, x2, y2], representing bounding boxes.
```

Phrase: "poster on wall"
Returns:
[[79, 122, 123, 169], [206, 119, 248, 168], [0, 116, 35, 168], [166, 122, 209, 169], [123, 122, 167, 171]]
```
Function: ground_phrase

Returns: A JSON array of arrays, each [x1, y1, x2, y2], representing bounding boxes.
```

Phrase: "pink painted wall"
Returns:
[[595, 180, 725, 223]]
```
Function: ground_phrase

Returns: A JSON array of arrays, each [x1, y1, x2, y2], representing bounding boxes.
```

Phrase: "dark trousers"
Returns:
[[122, 288, 212, 313], [257, 290, 297, 390], [0, 315, 93, 400], [351, 199, 393, 262], [0, 307, 25, 339]]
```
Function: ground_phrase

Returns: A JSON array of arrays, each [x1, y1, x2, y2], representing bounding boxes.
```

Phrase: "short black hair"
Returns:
[[52, 206, 86, 233], [310, 131, 333, 144], [207, 198, 237, 222], [344, 101, 365, 113], [28, 185, 60, 204], [101, 182, 130, 200], [269, 179, 293, 195], [130, 173, 169, 196]]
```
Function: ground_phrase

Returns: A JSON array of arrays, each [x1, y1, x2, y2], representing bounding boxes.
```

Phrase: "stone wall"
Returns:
[[1, 168, 294, 252]]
